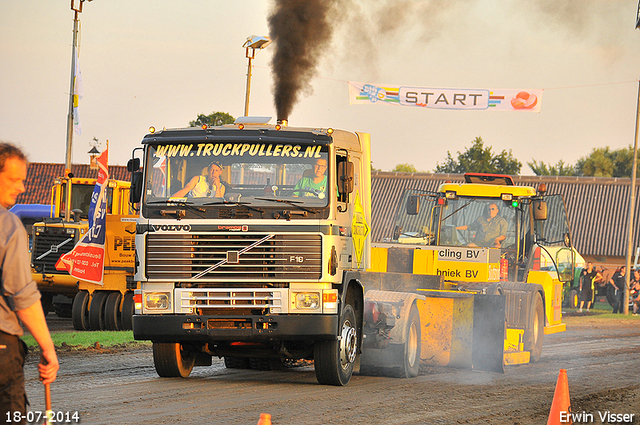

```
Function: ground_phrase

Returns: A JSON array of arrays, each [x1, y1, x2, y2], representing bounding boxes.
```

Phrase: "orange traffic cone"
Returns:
[[257, 413, 272, 425], [547, 369, 572, 425]]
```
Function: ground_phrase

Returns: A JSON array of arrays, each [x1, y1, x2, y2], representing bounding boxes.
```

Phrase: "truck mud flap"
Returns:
[[471, 294, 505, 373], [417, 290, 505, 373]]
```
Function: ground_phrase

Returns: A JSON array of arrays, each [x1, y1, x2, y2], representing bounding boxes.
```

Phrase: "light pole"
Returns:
[[64, 0, 92, 221], [243, 35, 271, 117], [626, 2, 640, 314]]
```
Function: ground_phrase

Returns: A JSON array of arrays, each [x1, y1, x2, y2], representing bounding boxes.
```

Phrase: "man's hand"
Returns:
[[39, 348, 59, 384]]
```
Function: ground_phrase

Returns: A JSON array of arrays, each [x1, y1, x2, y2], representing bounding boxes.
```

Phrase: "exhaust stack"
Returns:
[[277, 118, 288, 128]]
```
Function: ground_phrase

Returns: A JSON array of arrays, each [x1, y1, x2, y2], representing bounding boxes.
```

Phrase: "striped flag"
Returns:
[[55, 148, 108, 284]]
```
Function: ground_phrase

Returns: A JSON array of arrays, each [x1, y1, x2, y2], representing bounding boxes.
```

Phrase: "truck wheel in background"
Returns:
[[72, 291, 91, 331], [570, 289, 579, 309], [104, 292, 123, 331], [391, 303, 421, 378], [40, 293, 53, 317], [153, 342, 196, 378], [314, 304, 358, 386], [121, 291, 135, 330], [224, 357, 250, 369], [89, 291, 109, 331], [524, 293, 544, 362]]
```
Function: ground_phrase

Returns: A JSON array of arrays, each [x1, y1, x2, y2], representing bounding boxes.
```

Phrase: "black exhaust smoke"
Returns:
[[268, 0, 337, 122]]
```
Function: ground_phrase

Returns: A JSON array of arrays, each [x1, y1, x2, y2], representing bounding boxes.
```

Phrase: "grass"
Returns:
[[564, 300, 640, 320], [21, 330, 149, 349]]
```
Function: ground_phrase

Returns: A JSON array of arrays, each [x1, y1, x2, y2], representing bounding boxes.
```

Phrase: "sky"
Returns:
[[2, 0, 640, 174]]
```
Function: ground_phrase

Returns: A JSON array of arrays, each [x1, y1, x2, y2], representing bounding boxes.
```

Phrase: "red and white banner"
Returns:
[[348, 81, 542, 112], [55, 148, 109, 284]]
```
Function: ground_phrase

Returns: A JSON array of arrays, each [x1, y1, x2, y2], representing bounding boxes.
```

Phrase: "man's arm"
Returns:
[[16, 301, 59, 384]]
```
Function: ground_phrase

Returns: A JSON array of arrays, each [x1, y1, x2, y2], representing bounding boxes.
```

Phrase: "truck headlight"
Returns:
[[144, 292, 170, 311], [295, 292, 320, 310]]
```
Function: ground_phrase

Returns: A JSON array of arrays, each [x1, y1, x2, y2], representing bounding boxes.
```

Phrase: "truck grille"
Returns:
[[31, 230, 78, 275], [175, 288, 284, 313], [146, 233, 322, 281]]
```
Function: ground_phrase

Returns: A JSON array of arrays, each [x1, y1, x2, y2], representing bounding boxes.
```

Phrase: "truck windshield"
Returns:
[[143, 141, 330, 209]]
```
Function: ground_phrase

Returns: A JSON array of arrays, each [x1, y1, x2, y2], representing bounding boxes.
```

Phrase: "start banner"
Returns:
[[55, 148, 109, 284], [348, 81, 542, 112]]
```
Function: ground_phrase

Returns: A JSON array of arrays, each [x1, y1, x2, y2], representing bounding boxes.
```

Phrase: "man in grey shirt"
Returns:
[[0, 143, 58, 422]]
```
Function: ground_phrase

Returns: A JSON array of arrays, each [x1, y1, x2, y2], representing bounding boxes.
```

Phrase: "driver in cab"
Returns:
[[456, 202, 507, 248], [293, 158, 328, 199]]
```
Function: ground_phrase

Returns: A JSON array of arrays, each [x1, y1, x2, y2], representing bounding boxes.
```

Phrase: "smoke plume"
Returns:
[[268, 0, 338, 121]]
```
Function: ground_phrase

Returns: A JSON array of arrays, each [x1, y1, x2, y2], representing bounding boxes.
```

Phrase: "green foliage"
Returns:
[[435, 137, 521, 175], [392, 163, 417, 173], [527, 159, 577, 176], [575, 146, 638, 178], [189, 111, 235, 127], [531, 146, 639, 178]]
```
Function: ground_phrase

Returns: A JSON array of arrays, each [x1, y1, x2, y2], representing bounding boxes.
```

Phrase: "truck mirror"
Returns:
[[130, 171, 143, 204], [533, 200, 547, 221], [127, 158, 140, 172], [406, 195, 420, 215], [338, 161, 354, 194]]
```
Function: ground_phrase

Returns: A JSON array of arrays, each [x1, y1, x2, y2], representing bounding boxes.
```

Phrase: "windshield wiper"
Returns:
[[254, 197, 316, 213], [442, 198, 476, 221], [146, 199, 206, 217], [203, 200, 264, 214]]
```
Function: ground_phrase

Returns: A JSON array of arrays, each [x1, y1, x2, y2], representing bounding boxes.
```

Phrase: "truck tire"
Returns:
[[570, 289, 579, 309], [121, 292, 135, 330], [524, 293, 544, 362], [224, 357, 250, 369], [89, 291, 109, 331], [72, 291, 90, 331], [153, 342, 196, 378], [104, 292, 123, 331], [314, 304, 358, 386], [392, 303, 421, 378], [40, 293, 53, 317]]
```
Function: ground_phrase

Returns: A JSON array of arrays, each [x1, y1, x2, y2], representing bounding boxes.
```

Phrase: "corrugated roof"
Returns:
[[16, 163, 129, 205], [370, 172, 640, 258]]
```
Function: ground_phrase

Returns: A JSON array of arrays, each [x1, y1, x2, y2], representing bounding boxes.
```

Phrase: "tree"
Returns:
[[392, 163, 417, 173], [434, 137, 521, 175], [189, 111, 235, 127], [574, 146, 640, 178], [527, 159, 576, 176]]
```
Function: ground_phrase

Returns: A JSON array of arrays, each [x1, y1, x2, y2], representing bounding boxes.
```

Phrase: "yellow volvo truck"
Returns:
[[31, 176, 137, 330], [128, 120, 575, 385]]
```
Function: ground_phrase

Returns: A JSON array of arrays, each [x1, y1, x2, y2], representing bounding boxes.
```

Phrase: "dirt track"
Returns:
[[22, 315, 640, 425]]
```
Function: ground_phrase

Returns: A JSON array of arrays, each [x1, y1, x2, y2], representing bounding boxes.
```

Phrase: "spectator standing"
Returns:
[[609, 266, 627, 314], [629, 269, 640, 315], [578, 262, 598, 313], [0, 143, 59, 423]]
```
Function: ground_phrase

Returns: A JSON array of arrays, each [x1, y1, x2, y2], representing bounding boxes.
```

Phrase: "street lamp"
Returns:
[[64, 0, 92, 221], [243, 35, 271, 117]]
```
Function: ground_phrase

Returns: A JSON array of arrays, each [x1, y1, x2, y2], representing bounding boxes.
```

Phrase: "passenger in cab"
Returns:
[[172, 161, 226, 198]]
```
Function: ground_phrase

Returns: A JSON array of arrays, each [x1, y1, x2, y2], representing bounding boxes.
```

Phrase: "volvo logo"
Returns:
[[152, 224, 192, 232]]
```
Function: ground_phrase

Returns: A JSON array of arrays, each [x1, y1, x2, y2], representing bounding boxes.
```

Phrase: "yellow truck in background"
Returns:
[[127, 120, 576, 385], [30, 176, 137, 330]]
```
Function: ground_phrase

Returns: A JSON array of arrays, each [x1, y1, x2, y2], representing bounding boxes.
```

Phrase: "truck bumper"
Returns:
[[133, 314, 339, 342]]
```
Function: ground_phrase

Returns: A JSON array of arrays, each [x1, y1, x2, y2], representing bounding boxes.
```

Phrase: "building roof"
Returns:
[[16, 163, 129, 205], [370, 171, 640, 259]]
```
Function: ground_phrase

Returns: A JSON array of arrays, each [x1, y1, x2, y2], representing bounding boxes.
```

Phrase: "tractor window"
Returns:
[[439, 197, 517, 249]]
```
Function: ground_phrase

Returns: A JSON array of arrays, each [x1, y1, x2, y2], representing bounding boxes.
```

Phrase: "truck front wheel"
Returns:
[[314, 304, 358, 386], [153, 342, 196, 378]]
